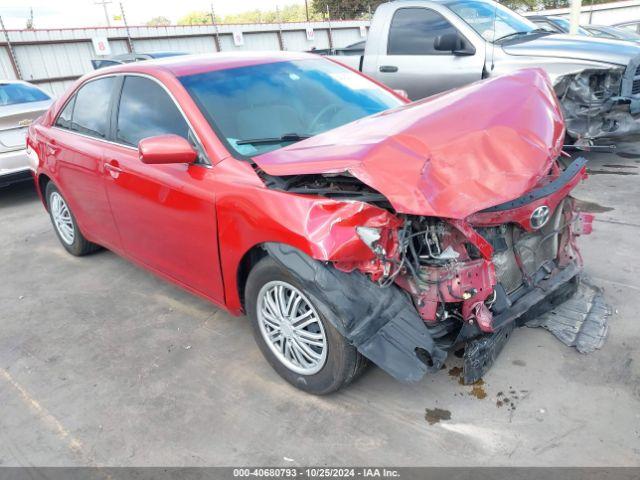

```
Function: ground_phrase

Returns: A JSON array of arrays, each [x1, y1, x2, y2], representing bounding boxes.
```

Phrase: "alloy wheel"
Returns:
[[50, 192, 75, 245], [257, 280, 328, 375]]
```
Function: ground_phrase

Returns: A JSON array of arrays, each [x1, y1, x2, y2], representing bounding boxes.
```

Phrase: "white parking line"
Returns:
[[0, 368, 84, 456]]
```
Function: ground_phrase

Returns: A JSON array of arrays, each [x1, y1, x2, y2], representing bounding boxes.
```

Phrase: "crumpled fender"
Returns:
[[213, 159, 402, 314], [303, 201, 401, 261], [264, 243, 447, 382]]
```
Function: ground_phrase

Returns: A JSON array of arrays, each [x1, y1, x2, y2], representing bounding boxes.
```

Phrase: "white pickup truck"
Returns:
[[325, 0, 640, 142]]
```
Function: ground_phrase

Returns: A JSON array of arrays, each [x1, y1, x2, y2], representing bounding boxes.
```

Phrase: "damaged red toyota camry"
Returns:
[[27, 52, 608, 394]]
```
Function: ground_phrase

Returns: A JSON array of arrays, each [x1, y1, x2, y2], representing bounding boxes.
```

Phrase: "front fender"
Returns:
[[214, 161, 401, 313]]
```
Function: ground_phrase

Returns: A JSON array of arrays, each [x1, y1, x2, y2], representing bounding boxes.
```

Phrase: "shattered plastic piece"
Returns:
[[463, 322, 515, 385], [433, 245, 459, 260], [264, 242, 447, 381], [525, 277, 611, 353]]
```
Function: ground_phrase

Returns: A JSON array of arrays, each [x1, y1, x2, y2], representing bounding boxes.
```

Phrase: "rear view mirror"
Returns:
[[138, 134, 197, 165], [434, 33, 476, 56]]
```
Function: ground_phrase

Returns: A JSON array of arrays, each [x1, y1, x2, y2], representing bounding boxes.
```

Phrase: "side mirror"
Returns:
[[138, 134, 197, 165], [434, 32, 476, 56]]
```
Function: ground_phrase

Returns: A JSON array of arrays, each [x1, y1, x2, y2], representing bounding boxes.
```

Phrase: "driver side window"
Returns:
[[115, 76, 190, 147], [388, 8, 459, 55]]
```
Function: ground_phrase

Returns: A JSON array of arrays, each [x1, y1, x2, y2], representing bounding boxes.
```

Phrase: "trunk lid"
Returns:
[[253, 68, 565, 219], [0, 100, 52, 152]]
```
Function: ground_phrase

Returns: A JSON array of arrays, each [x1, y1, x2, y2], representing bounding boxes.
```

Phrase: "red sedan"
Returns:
[[27, 52, 603, 394]]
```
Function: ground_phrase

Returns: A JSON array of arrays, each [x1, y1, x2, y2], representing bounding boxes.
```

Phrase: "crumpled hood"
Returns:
[[502, 34, 640, 66], [254, 68, 565, 219]]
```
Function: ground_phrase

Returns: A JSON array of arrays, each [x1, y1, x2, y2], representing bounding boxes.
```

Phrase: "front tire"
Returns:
[[46, 182, 101, 256], [245, 256, 367, 394]]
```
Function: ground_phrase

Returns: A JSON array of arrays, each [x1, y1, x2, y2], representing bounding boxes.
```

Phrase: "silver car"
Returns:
[[0, 80, 53, 187], [327, 0, 640, 142]]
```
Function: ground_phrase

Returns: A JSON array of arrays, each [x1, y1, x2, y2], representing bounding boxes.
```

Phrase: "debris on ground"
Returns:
[[526, 277, 611, 353]]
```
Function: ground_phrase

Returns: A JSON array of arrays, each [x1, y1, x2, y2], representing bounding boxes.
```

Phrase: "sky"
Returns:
[[0, 0, 307, 29]]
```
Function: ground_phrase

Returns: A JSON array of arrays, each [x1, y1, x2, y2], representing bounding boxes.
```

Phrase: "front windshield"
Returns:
[[606, 26, 640, 40], [179, 59, 403, 157], [446, 0, 539, 41], [552, 17, 591, 36]]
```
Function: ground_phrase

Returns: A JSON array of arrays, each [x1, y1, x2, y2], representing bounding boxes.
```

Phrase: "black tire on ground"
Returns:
[[45, 182, 101, 256], [245, 255, 367, 395]]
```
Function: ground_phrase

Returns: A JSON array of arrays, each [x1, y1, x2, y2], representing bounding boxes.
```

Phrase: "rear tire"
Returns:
[[245, 256, 367, 394], [46, 182, 101, 256]]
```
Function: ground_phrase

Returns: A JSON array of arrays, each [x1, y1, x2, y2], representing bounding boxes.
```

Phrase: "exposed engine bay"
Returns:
[[257, 156, 610, 384]]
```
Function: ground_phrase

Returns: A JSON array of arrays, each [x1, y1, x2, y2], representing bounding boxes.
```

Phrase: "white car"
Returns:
[[0, 80, 53, 187]]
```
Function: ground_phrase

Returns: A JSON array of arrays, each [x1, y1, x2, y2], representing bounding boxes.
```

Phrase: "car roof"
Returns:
[[89, 51, 318, 78]]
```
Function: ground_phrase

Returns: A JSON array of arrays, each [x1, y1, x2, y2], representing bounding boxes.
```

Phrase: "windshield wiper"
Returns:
[[494, 28, 549, 42], [236, 133, 311, 146]]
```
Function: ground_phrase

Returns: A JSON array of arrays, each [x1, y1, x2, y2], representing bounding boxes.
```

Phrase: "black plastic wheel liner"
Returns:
[[264, 243, 447, 382]]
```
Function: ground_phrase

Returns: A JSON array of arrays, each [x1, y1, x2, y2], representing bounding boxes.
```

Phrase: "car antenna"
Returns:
[[490, 0, 498, 72]]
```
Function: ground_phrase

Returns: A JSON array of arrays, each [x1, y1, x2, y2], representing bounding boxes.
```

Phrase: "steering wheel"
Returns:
[[308, 104, 342, 133]]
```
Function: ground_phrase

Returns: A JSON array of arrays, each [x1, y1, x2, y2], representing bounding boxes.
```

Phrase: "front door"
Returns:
[[366, 6, 485, 100], [103, 75, 224, 303]]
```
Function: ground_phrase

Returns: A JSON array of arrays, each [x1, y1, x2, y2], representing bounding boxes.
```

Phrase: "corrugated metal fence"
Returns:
[[0, 20, 369, 97]]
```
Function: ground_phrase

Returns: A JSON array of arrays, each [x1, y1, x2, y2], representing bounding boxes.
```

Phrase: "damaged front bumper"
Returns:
[[555, 63, 640, 142], [262, 158, 608, 385]]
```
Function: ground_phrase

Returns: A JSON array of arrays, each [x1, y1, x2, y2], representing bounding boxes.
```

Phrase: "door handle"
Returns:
[[46, 139, 59, 155], [104, 161, 122, 178], [379, 65, 398, 73]]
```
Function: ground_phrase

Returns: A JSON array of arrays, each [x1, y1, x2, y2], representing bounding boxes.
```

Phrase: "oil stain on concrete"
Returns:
[[425, 408, 451, 425]]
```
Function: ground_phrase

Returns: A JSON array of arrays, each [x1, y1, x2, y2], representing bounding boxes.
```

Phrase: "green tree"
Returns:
[[499, 0, 540, 11], [146, 16, 171, 26], [177, 11, 211, 26], [222, 5, 321, 23], [312, 0, 384, 20]]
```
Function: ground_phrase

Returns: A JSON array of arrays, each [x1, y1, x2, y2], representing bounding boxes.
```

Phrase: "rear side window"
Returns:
[[115, 76, 189, 147], [55, 96, 76, 130], [0, 82, 50, 106], [388, 8, 458, 55], [68, 77, 115, 139]]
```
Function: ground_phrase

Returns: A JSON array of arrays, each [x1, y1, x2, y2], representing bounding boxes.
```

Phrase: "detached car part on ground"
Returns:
[[325, 0, 640, 144], [28, 53, 609, 394]]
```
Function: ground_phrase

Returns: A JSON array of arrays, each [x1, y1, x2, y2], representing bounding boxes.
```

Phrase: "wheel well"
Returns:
[[236, 244, 268, 311], [38, 173, 51, 208]]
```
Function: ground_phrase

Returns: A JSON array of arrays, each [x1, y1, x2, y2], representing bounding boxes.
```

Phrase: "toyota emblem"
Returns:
[[530, 205, 550, 229]]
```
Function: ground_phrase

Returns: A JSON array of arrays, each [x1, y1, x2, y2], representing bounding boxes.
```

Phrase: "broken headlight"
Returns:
[[356, 226, 386, 256]]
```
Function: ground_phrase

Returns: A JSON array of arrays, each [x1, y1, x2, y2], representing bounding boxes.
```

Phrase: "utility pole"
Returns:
[[0, 15, 22, 79], [276, 5, 284, 50], [95, 0, 112, 27], [26, 8, 34, 29], [305, 0, 310, 22], [210, 3, 221, 52], [569, 0, 582, 34], [120, 2, 135, 53], [326, 4, 333, 49]]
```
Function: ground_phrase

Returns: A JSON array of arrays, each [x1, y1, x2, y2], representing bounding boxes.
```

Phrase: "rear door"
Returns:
[[47, 76, 121, 250], [367, 6, 485, 100], [103, 75, 224, 302]]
